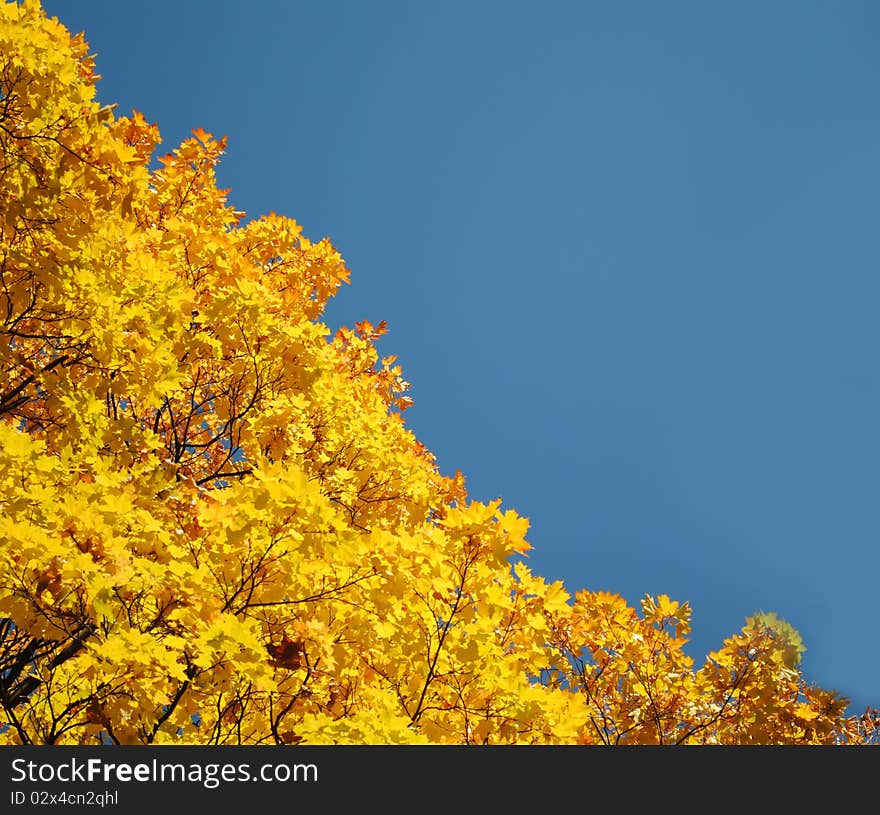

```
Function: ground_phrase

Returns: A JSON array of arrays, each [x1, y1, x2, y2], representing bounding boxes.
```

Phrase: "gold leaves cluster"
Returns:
[[0, 0, 874, 745]]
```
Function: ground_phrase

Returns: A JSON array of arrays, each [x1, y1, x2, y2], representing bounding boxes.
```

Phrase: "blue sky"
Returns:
[[43, 1, 879, 715]]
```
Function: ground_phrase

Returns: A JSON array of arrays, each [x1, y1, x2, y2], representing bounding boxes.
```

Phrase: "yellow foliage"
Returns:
[[0, 0, 875, 746]]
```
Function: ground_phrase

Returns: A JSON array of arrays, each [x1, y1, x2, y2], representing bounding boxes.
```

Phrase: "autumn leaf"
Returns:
[[266, 635, 305, 670]]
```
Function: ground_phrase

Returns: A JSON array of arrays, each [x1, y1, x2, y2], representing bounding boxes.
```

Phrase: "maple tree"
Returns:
[[0, 0, 876, 746]]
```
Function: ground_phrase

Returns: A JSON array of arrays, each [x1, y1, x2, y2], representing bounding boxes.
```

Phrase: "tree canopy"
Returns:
[[0, 0, 876, 745]]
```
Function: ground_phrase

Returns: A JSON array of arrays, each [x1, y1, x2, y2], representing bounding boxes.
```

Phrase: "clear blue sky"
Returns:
[[43, 0, 879, 715]]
